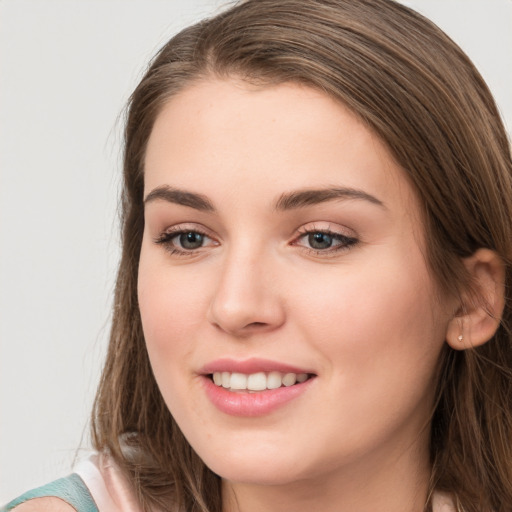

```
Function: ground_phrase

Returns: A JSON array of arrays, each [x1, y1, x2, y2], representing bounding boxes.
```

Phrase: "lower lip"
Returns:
[[202, 376, 315, 417]]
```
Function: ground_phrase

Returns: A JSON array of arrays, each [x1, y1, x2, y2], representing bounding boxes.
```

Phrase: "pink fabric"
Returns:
[[74, 454, 142, 512], [74, 453, 455, 511], [432, 492, 457, 512]]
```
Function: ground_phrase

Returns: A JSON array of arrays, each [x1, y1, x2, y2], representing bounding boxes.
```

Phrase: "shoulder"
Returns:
[[4, 451, 142, 512], [3, 473, 98, 512], [9, 497, 77, 511]]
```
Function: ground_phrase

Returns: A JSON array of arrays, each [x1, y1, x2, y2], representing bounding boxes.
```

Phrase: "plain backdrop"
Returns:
[[1, 0, 511, 502]]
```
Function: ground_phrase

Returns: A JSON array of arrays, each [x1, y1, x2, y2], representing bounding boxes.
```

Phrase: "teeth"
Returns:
[[247, 372, 267, 391], [267, 371, 283, 389], [282, 373, 297, 386], [230, 372, 247, 390], [211, 371, 309, 391]]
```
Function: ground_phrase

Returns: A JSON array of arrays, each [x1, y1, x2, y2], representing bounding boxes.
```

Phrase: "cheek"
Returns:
[[294, 247, 447, 394], [138, 254, 209, 426], [282, 251, 447, 458], [137, 248, 206, 368]]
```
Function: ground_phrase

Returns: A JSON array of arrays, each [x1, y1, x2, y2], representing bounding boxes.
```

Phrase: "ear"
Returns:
[[446, 248, 505, 350]]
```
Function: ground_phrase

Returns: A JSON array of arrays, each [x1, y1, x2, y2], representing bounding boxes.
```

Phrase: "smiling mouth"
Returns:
[[209, 371, 315, 392]]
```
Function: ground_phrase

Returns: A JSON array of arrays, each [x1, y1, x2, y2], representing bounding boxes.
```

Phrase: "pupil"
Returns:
[[180, 232, 203, 249], [309, 232, 333, 249]]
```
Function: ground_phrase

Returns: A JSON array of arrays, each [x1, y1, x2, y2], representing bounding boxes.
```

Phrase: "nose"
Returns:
[[206, 247, 286, 337]]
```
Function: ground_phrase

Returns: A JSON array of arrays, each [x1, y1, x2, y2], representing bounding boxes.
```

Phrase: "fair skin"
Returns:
[[16, 80, 504, 512], [138, 78, 454, 512], [13, 497, 76, 512]]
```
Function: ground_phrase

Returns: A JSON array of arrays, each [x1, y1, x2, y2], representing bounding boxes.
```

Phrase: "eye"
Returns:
[[154, 227, 217, 255], [293, 227, 358, 255], [178, 231, 205, 250], [308, 232, 336, 250]]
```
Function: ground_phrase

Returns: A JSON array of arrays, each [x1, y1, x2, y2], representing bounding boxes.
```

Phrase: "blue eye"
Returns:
[[308, 232, 334, 250], [296, 229, 358, 254], [179, 231, 204, 250], [155, 228, 215, 255]]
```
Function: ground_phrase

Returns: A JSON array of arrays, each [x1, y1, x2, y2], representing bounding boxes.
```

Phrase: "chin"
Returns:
[[210, 460, 307, 487], [194, 439, 317, 486]]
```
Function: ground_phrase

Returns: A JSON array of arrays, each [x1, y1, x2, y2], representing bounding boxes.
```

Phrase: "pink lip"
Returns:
[[199, 358, 316, 417], [201, 377, 315, 417], [200, 357, 313, 375]]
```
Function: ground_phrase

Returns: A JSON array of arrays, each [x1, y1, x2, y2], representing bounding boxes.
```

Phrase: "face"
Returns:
[[138, 79, 452, 488]]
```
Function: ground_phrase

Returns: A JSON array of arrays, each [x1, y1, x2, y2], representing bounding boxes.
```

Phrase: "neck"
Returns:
[[222, 435, 432, 512]]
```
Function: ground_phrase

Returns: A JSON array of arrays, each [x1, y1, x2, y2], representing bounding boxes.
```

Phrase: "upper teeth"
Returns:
[[212, 371, 309, 391]]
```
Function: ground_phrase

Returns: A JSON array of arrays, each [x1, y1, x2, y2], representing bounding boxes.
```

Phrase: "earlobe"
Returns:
[[446, 248, 505, 350]]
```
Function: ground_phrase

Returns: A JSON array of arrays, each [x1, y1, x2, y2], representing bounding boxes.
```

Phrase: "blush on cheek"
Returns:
[[139, 273, 207, 367]]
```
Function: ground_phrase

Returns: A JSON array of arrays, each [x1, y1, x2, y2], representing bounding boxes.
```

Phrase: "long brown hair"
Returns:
[[91, 1, 512, 510]]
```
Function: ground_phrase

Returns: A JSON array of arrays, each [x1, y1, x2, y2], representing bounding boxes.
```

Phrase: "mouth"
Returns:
[[200, 358, 316, 415], [208, 371, 314, 392]]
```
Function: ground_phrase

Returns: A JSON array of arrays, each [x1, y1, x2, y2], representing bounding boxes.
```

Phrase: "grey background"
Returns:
[[1, 0, 511, 501]]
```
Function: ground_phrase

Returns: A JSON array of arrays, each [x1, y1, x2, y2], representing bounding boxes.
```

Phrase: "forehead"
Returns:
[[144, 79, 417, 218]]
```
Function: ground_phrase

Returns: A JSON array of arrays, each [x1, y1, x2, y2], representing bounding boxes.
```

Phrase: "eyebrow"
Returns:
[[274, 187, 385, 211], [144, 185, 215, 212], [143, 185, 385, 212]]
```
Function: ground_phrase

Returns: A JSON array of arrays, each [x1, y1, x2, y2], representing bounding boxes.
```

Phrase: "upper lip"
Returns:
[[200, 358, 314, 375]]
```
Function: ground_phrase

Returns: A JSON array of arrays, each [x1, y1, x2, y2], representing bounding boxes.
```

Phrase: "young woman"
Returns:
[[4, 0, 511, 511]]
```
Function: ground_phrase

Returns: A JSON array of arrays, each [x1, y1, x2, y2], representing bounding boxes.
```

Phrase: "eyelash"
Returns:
[[293, 226, 358, 256], [154, 226, 216, 257], [153, 226, 358, 257]]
